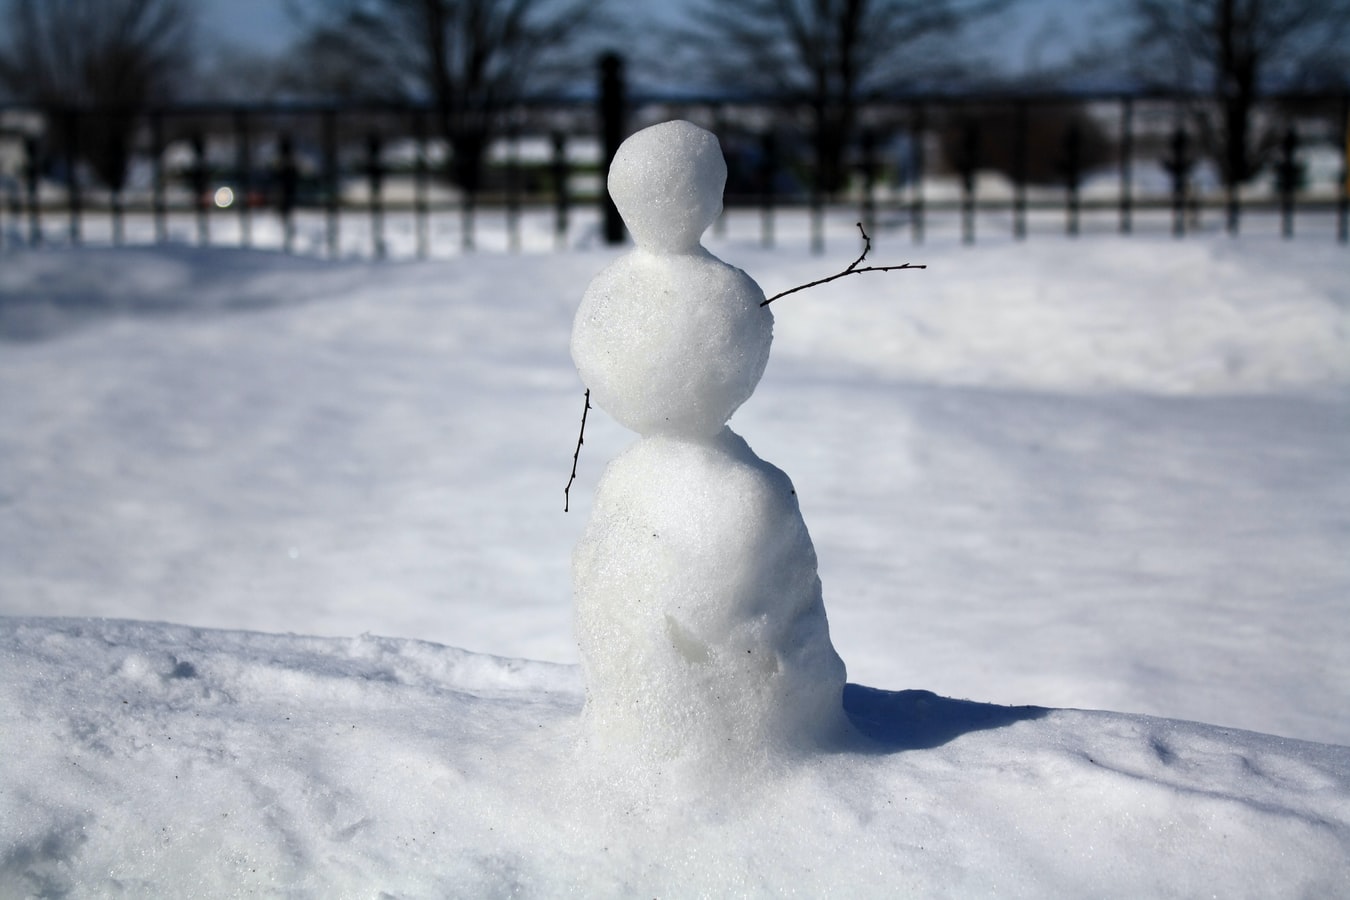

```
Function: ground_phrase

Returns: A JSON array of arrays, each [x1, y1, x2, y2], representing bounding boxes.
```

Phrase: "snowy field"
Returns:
[[2, 213, 1349, 894]]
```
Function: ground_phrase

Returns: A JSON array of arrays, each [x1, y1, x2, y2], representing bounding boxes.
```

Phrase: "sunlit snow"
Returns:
[[2, 198, 1348, 893]]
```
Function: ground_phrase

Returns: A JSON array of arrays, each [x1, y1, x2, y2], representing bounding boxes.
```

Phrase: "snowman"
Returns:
[[571, 120, 847, 767]]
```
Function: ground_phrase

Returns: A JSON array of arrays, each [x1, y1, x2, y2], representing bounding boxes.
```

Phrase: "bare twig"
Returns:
[[760, 223, 925, 307], [563, 388, 591, 512]]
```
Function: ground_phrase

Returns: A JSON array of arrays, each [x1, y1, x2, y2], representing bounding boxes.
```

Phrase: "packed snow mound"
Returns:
[[574, 430, 847, 767], [2, 618, 1347, 897]]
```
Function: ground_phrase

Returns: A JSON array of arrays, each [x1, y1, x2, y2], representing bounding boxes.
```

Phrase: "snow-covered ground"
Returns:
[[2, 217, 1348, 894]]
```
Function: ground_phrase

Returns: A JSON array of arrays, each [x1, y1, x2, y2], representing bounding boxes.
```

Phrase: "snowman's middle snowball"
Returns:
[[572, 249, 772, 438]]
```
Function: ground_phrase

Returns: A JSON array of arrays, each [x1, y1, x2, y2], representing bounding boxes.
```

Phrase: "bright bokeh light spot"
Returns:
[[213, 186, 235, 209]]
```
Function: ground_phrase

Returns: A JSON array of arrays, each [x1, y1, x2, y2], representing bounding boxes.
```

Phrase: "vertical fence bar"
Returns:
[[236, 109, 252, 248], [506, 115, 521, 252], [278, 132, 298, 253], [1339, 93, 1348, 244], [323, 107, 338, 258], [911, 102, 925, 244], [24, 135, 41, 245], [1119, 96, 1133, 235], [1225, 170, 1240, 236], [1063, 120, 1081, 237], [1013, 102, 1028, 240], [112, 191, 124, 246], [460, 168, 476, 252], [111, 112, 125, 247], [65, 109, 82, 245], [367, 131, 386, 258], [551, 130, 569, 251], [1277, 125, 1298, 239], [151, 111, 167, 243], [860, 127, 877, 238], [413, 110, 429, 259], [959, 119, 979, 245], [1166, 126, 1189, 237], [759, 130, 776, 249], [3, 161, 15, 249], [599, 52, 626, 245], [809, 113, 825, 255], [191, 132, 209, 245]]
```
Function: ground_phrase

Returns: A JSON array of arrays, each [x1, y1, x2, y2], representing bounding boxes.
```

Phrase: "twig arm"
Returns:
[[563, 388, 591, 512], [760, 223, 925, 307]]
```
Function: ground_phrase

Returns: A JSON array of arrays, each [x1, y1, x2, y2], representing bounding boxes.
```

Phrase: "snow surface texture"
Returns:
[[2, 206, 1350, 890], [570, 121, 845, 767], [1, 228, 1348, 748], [1, 618, 1348, 896]]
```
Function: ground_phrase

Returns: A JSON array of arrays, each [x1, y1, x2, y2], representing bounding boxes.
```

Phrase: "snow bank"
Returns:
[[2, 222, 1348, 892], [2, 235, 1348, 746], [1, 618, 1346, 896]]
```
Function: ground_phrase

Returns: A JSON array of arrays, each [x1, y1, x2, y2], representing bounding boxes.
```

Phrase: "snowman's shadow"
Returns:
[[842, 684, 1048, 753]]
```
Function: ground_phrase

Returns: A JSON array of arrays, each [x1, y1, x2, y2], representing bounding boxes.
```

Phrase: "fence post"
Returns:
[[191, 132, 209, 245], [759, 130, 776, 249], [1276, 125, 1299, 239], [1339, 93, 1348, 244], [23, 135, 40, 245], [323, 108, 338, 258], [1062, 120, 1082, 237], [413, 110, 429, 259], [911, 102, 926, 244], [958, 119, 979, 245], [506, 114, 521, 252], [3, 159, 15, 249], [236, 109, 252, 248], [1164, 126, 1191, 237], [1119, 97, 1133, 235], [110, 115, 125, 246], [1013, 102, 1027, 240], [860, 127, 878, 239], [277, 132, 298, 254], [599, 51, 626, 245], [809, 114, 825, 255], [551, 130, 570, 250], [151, 111, 166, 243], [366, 132, 386, 259], [64, 109, 82, 245]]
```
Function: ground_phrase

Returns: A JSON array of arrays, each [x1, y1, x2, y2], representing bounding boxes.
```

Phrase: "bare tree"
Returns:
[[0, 0, 194, 191], [1119, 0, 1350, 188], [284, 0, 612, 194], [676, 0, 1008, 198]]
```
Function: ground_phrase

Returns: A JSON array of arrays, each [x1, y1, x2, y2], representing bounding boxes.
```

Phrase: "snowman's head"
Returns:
[[609, 120, 725, 254]]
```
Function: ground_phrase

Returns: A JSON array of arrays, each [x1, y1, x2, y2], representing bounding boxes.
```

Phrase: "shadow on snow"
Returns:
[[843, 684, 1048, 753]]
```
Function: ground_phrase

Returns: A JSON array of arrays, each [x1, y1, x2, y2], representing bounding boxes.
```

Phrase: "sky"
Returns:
[[198, 0, 1112, 85]]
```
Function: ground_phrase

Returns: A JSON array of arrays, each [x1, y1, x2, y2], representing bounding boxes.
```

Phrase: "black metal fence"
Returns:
[[1, 89, 1346, 257]]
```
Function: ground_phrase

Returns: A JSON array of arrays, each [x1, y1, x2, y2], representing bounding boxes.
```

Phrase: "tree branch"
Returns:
[[760, 223, 925, 307], [563, 388, 591, 512]]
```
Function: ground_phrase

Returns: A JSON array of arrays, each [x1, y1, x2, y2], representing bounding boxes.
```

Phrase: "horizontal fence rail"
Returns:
[[1, 89, 1347, 258]]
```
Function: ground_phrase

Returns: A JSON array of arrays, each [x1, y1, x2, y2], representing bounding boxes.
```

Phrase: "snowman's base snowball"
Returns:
[[573, 428, 848, 767]]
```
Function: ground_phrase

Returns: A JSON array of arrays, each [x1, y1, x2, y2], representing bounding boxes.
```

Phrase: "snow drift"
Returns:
[[2, 617, 1347, 897]]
